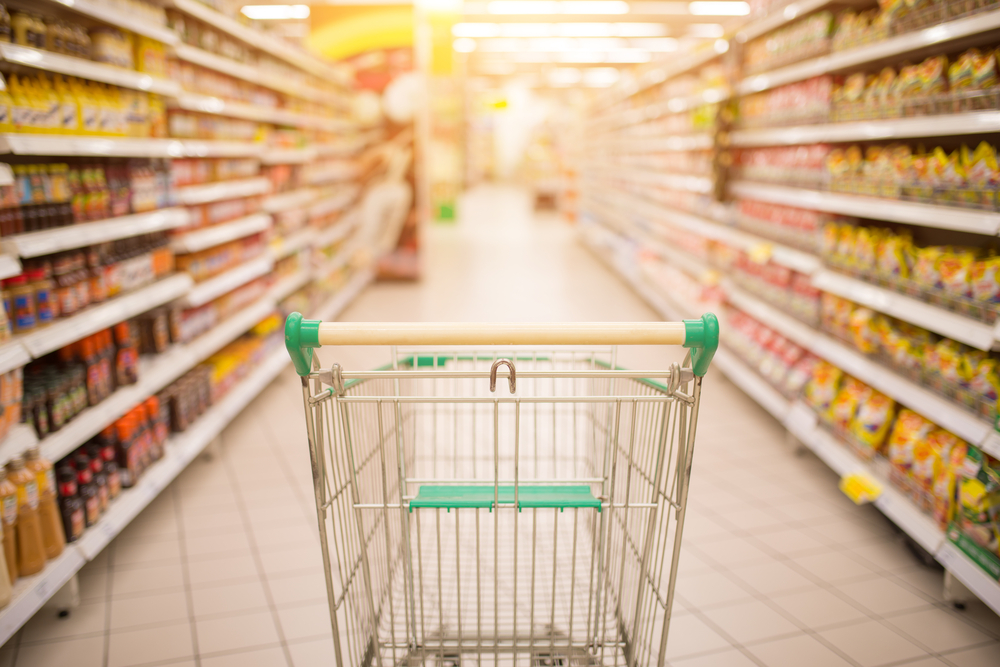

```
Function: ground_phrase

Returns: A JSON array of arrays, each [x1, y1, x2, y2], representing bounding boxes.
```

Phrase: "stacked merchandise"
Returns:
[[581, 0, 1000, 607]]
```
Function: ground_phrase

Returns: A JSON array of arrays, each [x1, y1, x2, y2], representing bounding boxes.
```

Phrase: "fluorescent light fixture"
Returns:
[[604, 49, 652, 62], [486, 0, 628, 14], [549, 67, 583, 85], [515, 52, 554, 62], [687, 23, 724, 37], [615, 23, 668, 36], [501, 23, 555, 36], [453, 37, 478, 52], [689, 1, 749, 15], [583, 67, 620, 87], [478, 37, 525, 51], [241, 4, 309, 19], [555, 51, 605, 62], [453, 22, 668, 37]]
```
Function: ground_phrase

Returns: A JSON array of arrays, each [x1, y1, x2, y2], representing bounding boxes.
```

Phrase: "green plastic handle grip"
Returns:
[[682, 313, 719, 377], [285, 312, 322, 376]]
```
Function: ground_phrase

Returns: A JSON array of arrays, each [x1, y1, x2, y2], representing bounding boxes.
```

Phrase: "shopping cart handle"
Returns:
[[284, 312, 719, 377]]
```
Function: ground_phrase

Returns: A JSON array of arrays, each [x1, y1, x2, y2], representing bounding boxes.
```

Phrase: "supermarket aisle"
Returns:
[[7, 184, 1000, 667]]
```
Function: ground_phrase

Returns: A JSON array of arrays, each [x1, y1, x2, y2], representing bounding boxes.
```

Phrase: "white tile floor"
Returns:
[[3, 184, 1000, 666]]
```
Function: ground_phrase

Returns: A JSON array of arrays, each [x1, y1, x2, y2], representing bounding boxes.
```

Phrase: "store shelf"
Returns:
[[812, 269, 996, 350], [937, 542, 1000, 615], [728, 181, 1000, 235], [305, 162, 360, 185], [270, 227, 316, 260], [314, 267, 375, 320], [0, 254, 21, 280], [182, 256, 273, 308], [732, 112, 1000, 146], [0, 546, 86, 646], [611, 134, 715, 153], [18, 274, 193, 358], [270, 269, 312, 303], [315, 217, 360, 250], [736, 0, 840, 43], [309, 188, 358, 218], [0, 425, 40, 471], [167, 0, 350, 87], [175, 178, 271, 207], [172, 93, 292, 126], [171, 213, 271, 253], [0, 135, 262, 159], [261, 147, 318, 165], [0, 43, 179, 96], [263, 188, 319, 214], [725, 284, 996, 448], [737, 8, 1000, 94], [0, 340, 30, 376], [3, 208, 190, 258], [36, 296, 276, 464], [49, 0, 179, 44], [588, 166, 714, 194], [713, 347, 792, 423]]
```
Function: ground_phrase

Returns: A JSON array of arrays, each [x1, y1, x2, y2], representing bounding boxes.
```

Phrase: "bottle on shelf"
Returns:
[[0, 467, 17, 584], [24, 447, 65, 560], [6, 457, 46, 577]]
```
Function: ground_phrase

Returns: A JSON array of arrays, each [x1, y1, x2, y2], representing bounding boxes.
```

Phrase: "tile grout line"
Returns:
[[171, 482, 204, 667], [218, 415, 298, 667]]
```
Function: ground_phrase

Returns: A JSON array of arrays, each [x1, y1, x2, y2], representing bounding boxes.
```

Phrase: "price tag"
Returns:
[[748, 243, 772, 264], [840, 472, 883, 505]]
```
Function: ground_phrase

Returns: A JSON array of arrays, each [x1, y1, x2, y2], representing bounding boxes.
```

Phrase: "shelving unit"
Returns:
[[170, 213, 271, 254], [583, 2, 1000, 617], [182, 256, 274, 308], [46, 0, 180, 44], [175, 177, 272, 206], [2, 209, 190, 258]]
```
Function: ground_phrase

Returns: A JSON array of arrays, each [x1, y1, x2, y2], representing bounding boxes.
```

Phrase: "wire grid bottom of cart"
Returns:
[[307, 349, 695, 667]]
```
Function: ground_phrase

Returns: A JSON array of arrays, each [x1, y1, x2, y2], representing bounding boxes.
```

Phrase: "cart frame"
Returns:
[[285, 315, 718, 667]]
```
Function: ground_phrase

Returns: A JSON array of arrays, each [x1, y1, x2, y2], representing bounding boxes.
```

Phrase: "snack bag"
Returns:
[[784, 354, 818, 396], [830, 377, 871, 431], [854, 227, 880, 268], [871, 67, 897, 107], [972, 49, 999, 91], [968, 358, 1000, 404], [930, 147, 967, 190], [949, 50, 977, 91], [911, 246, 946, 289], [836, 224, 857, 264], [956, 447, 1000, 553], [916, 55, 948, 97], [850, 390, 895, 454], [841, 72, 867, 103], [971, 256, 1000, 303], [937, 250, 975, 298], [847, 307, 879, 353], [875, 230, 911, 279], [822, 222, 842, 259], [804, 360, 843, 416], [915, 430, 962, 510], [963, 142, 999, 189], [933, 438, 969, 529], [887, 409, 934, 480]]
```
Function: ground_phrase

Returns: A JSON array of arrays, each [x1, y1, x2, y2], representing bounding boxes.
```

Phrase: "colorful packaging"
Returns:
[[850, 390, 895, 453], [875, 230, 911, 279], [933, 438, 969, 529], [938, 251, 975, 298], [887, 409, 934, 478], [847, 307, 880, 353], [830, 377, 871, 431], [955, 447, 1000, 554], [805, 360, 843, 415]]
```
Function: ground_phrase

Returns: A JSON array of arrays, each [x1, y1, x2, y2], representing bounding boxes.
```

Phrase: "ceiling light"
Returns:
[[605, 49, 652, 62], [560, 1, 629, 13], [615, 23, 668, 36], [453, 37, 478, 52], [583, 67, 620, 87], [240, 4, 309, 19], [689, 1, 749, 15], [485, 0, 629, 14], [714, 37, 730, 52], [487, 1, 558, 13], [631, 37, 678, 51], [555, 51, 606, 62]]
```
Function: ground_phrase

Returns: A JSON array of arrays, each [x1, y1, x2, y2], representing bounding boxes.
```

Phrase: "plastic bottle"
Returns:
[[9, 75, 33, 133], [23, 448, 64, 560], [0, 468, 17, 584], [0, 5, 11, 44], [0, 521, 13, 608], [7, 274, 35, 333], [74, 454, 99, 527], [0, 79, 13, 133], [27, 266, 53, 326], [56, 466, 83, 542], [53, 76, 79, 135], [6, 457, 46, 577]]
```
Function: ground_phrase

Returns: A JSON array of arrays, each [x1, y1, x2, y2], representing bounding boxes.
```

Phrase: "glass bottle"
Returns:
[[23, 447, 64, 560], [6, 457, 45, 577], [0, 468, 17, 583]]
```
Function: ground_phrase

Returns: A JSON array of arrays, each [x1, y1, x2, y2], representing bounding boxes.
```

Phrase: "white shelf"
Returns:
[[714, 347, 792, 422], [18, 274, 193, 358], [732, 112, 1000, 147], [314, 219, 358, 251], [263, 188, 319, 214], [0, 425, 39, 471], [728, 181, 1000, 236], [270, 270, 312, 303], [50, 0, 179, 44], [587, 166, 714, 194], [171, 213, 271, 253], [0, 340, 29, 376], [0, 254, 20, 280], [306, 162, 360, 185], [168, 0, 350, 87], [737, 8, 1000, 94], [176, 178, 271, 206], [309, 188, 358, 218], [261, 147, 318, 165], [0, 135, 263, 159], [812, 269, 996, 351], [610, 134, 714, 153], [725, 285, 996, 449], [270, 227, 316, 260], [0, 43, 179, 96], [735, 0, 839, 43], [182, 256, 273, 308], [0, 265, 375, 645], [937, 542, 1000, 615], [172, 93, 293, 126], [3, 208, 190, 258]]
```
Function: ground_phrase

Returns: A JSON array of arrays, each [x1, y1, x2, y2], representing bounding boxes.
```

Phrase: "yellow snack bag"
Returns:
[[847, 308, 879, 353], [912, 246, 946, 289], [875, 230, 911, 279], [822, 222, 842, 259], [830, 377, 871, 431], [969, 358, 1000, 403], [805, 360, 843, 415], [916, 55, 949, 96], [933, 438, 968, 529], [854, 227, 881, 268], [937, 250, 975, 298], [972, 49, 999, 90], [963, 142, 998, 189], [971, 256, 1000, 303], [887, 409, 934, 475], [949, 49, 977, 91], [836, 224, 857, 265], [850, 391, 896, 452]]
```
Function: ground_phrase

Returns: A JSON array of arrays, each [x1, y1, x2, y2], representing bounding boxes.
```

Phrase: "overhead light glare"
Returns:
[[714, 37, 729, 52], [688, 23, 725, 37], [453, 37, 478, 52], [689, 1, 749, 15], [583, 67, 620, 87], [486, 0, 628, 14], [240, 4, 309, 19], [632, 37, 678, 51], [615, 22, 668, 36], [453, 22, 668, 37], [453, 23, 502, 36]]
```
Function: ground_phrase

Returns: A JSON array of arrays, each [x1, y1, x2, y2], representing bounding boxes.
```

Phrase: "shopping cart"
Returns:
[[284, 315, 718, 667]]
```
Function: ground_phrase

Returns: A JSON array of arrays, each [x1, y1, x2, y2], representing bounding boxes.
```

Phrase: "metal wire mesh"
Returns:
[[298, 349, 703, 667]]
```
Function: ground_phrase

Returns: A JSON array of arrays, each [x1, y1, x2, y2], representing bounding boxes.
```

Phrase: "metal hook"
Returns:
[[489, 359, 516, 394]]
